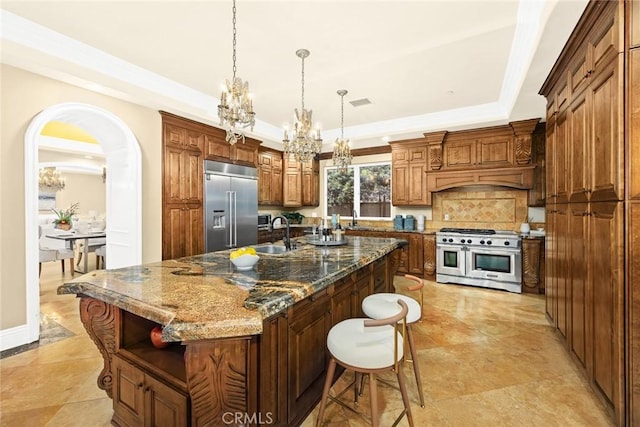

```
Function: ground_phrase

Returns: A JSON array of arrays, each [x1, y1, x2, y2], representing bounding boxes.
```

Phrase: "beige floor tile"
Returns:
[[0, 269, 616, 426]]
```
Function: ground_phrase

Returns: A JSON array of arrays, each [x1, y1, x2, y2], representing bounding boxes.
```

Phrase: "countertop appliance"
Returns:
[[436, 228, 522, 293], [258, 213, 271, 231], [205, 160, 258, 252]]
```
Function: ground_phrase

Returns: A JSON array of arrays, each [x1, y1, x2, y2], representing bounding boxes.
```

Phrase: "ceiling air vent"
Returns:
[[349, 98, 372, 107]]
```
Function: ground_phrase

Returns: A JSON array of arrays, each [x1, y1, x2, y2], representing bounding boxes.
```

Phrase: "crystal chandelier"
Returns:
[[283, 49, 322, 163], [333, 89, 353, 172], [39, 167, 65, 192], [217, 0, 255, 145]]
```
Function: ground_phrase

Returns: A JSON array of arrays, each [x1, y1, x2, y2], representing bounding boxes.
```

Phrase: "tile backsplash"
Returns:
[[430, 188, 530, 231]]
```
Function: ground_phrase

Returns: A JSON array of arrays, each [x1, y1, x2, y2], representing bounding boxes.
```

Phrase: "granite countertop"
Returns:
[[343, 225, 437, 234], [58, 236, 404, 342]]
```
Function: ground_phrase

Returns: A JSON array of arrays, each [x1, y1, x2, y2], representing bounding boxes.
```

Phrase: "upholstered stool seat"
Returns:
[[361, 276, 426, 408], [317, 299, 414, 427]]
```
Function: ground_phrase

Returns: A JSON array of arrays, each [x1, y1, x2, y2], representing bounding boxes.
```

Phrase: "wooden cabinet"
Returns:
[[286, 290, 331, 424], [258, 148, 283, 205], [390, 143, 428, 206], [203, 130, 260, 167], [345, 229, 422, 277], [528, 123, 546, 207], [112, 355, 188, 427], [161, 112, 262, 259], [423, 234, 436, 281], [282, 154, 319, 207], [539, 2, 629, 423], [301, 159, 319, 207], [522, 237, 545, 294]]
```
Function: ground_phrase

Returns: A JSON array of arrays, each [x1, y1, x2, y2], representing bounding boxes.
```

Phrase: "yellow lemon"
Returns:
[[230, 250, 240, 259], [245, 247, 256, 255]]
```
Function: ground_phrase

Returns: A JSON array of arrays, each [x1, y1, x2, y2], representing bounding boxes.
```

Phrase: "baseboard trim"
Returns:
[[0, 324, 34, 351]]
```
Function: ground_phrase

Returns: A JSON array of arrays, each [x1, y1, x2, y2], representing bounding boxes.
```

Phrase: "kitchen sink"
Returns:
[[254, 244, 289, 254]]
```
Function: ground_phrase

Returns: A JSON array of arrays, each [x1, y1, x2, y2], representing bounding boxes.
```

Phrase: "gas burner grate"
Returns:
[[439, 228, 496, 235]]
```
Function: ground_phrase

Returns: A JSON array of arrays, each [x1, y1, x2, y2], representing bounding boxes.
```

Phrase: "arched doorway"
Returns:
[[24, 102, 142, 343]]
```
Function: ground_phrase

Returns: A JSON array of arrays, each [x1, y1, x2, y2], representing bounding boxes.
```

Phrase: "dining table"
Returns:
[[46, 230, 106, 273]]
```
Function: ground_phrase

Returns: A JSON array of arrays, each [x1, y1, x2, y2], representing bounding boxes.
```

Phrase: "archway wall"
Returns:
[[0, 64, 163, 336]]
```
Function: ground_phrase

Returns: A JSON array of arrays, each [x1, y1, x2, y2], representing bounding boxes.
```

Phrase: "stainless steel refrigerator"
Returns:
[[204, 160, 258, 252]]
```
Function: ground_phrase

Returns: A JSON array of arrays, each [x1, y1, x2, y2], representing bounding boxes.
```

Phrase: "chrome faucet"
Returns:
[[352, 209, 358, 227], [271, 215, 291, 250]]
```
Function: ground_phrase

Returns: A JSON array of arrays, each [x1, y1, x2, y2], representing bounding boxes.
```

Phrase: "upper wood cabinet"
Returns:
[[160, 112, 261, 259], [282, 154, 319, 207], [391, 119, 541, 206], [301, 159, 319, 207], [258, 148, 283, 205], [390, 142, 428, 206]]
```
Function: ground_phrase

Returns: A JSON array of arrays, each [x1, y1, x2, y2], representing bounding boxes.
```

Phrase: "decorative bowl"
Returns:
[[230, 254, 260, 270]]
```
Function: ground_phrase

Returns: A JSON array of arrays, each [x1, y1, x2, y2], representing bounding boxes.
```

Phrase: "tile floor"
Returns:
[[1, 262, 614, 426]]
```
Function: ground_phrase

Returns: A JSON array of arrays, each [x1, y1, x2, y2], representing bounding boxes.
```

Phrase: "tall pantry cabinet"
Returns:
[[540, 1, 637, 425]]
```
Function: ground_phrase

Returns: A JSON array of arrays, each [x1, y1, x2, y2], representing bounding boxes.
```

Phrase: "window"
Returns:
[[325, 162, 391, 219]]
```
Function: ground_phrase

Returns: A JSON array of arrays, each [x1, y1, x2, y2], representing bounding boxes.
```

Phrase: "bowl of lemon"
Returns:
[[229, 247, 259, 271]]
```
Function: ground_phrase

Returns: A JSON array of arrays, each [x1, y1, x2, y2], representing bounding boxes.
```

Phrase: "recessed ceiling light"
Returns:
[[350, 98, 372, 107]]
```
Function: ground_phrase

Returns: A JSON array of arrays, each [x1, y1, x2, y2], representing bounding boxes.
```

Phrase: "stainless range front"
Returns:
[[436, 228, 522, 293]]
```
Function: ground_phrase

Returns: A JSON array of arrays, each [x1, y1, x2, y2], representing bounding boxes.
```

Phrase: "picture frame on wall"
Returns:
[[38, 191, 56, 211]]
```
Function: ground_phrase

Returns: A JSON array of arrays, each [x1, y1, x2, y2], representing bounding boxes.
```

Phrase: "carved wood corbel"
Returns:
[[510, 119, 540, 165], [79, 296, 118, 398], [424, 131, 447, 171]]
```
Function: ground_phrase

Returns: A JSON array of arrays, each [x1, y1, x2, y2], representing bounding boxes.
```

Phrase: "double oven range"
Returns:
[[436, 228, 522, 293]]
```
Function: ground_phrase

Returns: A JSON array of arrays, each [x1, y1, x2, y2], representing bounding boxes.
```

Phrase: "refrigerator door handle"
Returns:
[[233, 191, 238, 247], [226, 191, 233, 248]]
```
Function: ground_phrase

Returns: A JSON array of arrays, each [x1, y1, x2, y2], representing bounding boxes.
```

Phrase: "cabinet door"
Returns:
[[545, 120, 556, 205], [232, 140, 259, 167], [555, 204, 569, 341], [301, 165, 313, 206], [164, 147, 202, 205], [589, 201, 623, 411], [204, 133, 231, 161], [331, 278, 354, 326], [392, 163, 409, 205], [408, 234, 424, 276], [287, 293, 331, 424], [569, 91, 589, 203], [258, 166, 272, 204], [444, 140, 476, 168], [408, 162, 427, 205], [554, 111, 569, 203], [164, 124, 187, 149], [145, 374, 188, 427], [283, 156, 302, 207], [113, 355, 146, 427], [545, 206, 556, 323], [588, 57, 623, 202], [476, 136, 513, 167], [163, 206, 203, 260], [272, 167, 283, 205], [569, 204, 588, 368]]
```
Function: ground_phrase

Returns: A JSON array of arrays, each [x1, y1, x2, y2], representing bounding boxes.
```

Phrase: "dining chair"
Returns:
[[39, 225, 74, 277]]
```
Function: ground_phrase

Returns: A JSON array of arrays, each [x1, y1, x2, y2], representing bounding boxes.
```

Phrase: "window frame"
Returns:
[[324, 161, 392, 220]]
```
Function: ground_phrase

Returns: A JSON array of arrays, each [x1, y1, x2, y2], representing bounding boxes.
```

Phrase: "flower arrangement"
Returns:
[[52, 202, 79, 229]]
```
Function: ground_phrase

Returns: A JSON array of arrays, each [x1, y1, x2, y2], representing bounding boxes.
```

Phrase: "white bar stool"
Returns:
[[316, 299, 414, 427], [361, 275, 425, 408]]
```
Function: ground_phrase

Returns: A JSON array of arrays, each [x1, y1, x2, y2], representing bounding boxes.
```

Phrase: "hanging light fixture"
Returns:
[[333, 89, 353, 172], [218, 0, 255, 145], [282, 49, 322, 163], [39, 167, 65, 192]]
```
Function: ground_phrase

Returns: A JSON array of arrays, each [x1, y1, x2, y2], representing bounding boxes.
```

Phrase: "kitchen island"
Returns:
[[58, 236, 404, 427]]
